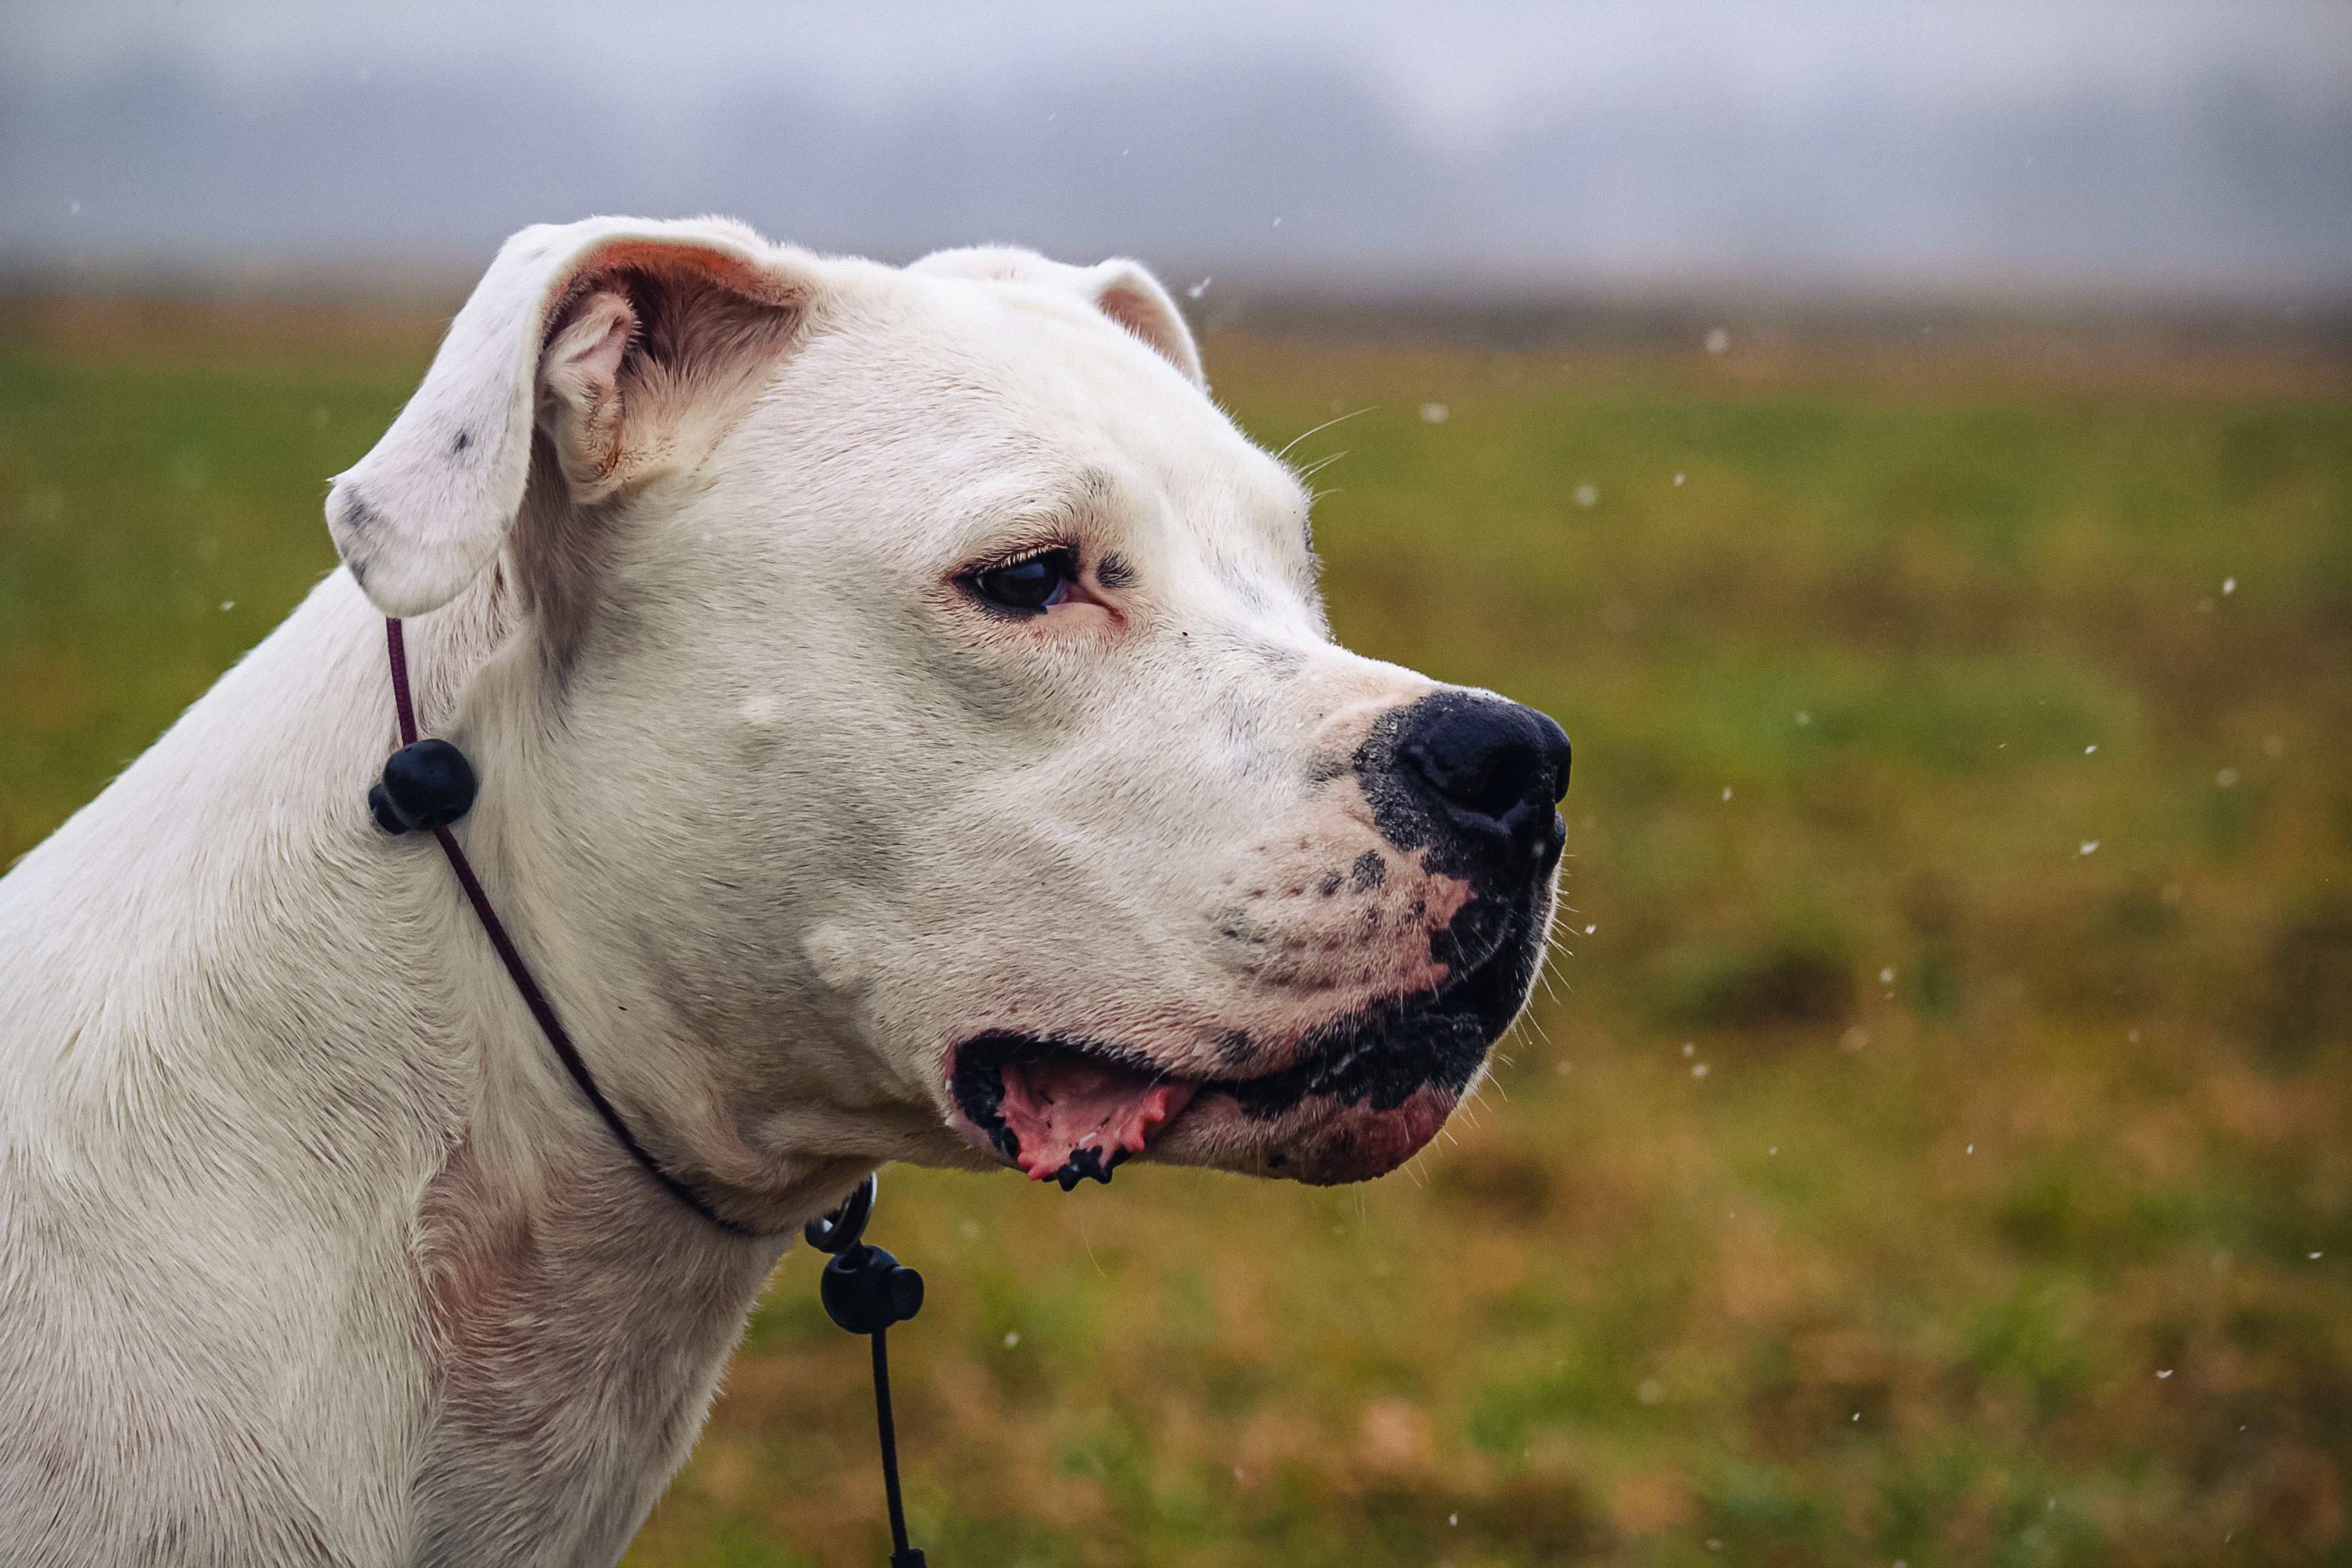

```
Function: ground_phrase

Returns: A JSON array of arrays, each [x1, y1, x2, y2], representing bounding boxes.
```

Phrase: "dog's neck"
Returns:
[[0, 569, 802, 1567], [401, 580, 809, 1560], [405, 1128, 788, 1563]]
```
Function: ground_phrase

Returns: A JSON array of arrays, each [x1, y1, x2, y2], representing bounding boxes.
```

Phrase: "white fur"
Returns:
[[0, 217, 1544, 1565]]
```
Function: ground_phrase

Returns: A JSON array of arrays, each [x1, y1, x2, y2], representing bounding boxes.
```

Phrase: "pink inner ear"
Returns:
[[543, 292, 635, 408], [1094, 284, 1201, 385], [537, 291, 638, 492], [1095, 286, 1158, 342]]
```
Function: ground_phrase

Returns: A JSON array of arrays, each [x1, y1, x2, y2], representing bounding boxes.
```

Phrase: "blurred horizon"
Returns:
[[5, 0, 2350, 312]]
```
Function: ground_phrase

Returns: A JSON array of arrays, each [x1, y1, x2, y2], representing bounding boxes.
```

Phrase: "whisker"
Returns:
[[1276, 405, 1376, 463], [1293, 449, 1350, 482]]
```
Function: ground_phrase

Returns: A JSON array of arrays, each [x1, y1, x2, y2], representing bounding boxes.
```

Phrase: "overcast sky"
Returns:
[[4, 0, 2348, 300]]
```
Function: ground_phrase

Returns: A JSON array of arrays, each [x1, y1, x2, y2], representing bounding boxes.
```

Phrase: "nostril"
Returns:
[[1405, 737, 1517, 821], [1399, 696, 1572, 831]]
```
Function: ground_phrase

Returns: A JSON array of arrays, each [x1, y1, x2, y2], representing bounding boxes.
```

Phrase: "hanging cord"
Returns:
[[371, 619, 758, 1238], [806, 1174, 932, 1567], [371, 619, 933, 1560]]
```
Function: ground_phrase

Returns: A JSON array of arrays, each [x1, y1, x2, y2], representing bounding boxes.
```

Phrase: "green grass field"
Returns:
[[2, 299, 2347, 1567]]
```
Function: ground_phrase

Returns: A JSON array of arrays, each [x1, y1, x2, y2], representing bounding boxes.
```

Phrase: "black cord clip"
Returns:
[[369, 739, 477, 834], [808, 1174, 930, 1567], [805, 1174, 878, 1255]]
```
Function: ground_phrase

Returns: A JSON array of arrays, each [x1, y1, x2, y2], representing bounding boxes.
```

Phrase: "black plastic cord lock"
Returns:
[[806, 1175, 931, 1567], [809, 1175, 926, 1335], [821, 1242, 927, 1336], [370, 739, 478, 834]]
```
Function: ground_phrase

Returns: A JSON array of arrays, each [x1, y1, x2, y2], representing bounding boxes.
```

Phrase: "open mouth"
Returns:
[[949, 889, 1548, 1189], [952, 1034, 1200, 1188]]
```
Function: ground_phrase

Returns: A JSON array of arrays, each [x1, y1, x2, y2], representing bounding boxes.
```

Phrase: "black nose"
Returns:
[[1395, 692, 1571, 856]]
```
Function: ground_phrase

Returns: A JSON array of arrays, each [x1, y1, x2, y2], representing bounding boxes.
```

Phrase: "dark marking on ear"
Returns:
[[338, 487, 384, 537], [1350, 851, 1387, 892], [452, 430, 471, 454], [347, 557, 368, 587], [1098, 552, 1137, 590]]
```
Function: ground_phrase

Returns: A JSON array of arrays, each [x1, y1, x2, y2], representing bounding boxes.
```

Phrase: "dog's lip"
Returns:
[[946, 1000, 1491, 1187], [948, 890, 1544, 1188], [946, 1029, 1477, 1191]]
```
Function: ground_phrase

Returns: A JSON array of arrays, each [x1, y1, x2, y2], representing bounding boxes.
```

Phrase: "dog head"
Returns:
[[330, 218, 1567, 1216]]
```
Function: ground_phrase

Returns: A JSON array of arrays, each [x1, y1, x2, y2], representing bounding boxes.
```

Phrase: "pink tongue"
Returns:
[[998, 1058, 1200, 1182]]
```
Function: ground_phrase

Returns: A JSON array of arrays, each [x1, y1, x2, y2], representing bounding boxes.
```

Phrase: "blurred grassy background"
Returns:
[[2, 301, 2347, 1567]]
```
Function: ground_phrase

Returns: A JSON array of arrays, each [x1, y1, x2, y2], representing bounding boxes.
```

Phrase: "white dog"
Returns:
[[0, 217, 1569, 1566]]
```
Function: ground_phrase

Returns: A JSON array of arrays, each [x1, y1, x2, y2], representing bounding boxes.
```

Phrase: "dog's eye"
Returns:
[[969, 550, 1076, 613]]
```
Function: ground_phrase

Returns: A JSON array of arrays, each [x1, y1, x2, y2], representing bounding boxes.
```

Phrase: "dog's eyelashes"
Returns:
[[969, 549, 1076, 613]]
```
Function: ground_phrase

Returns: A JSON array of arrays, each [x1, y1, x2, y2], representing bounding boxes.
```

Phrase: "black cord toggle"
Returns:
[[808, 1175, 932, 1567], [821, 1242, 926, 1336], [370, 739, 478, 834]]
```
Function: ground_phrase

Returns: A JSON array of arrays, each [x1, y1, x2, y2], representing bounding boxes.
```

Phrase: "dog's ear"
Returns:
[[328, 217, 811, 618], [908, 247, 1206, 391], [1077, 260, 1206, 390]]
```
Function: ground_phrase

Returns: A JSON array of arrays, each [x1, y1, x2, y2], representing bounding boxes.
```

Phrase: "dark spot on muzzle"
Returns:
[[1197, 690, 1572, 1123], [1221, 882, 1547, 1121], [1258, 643, 1308, 679]]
